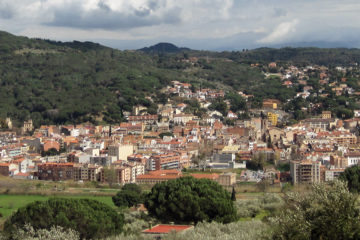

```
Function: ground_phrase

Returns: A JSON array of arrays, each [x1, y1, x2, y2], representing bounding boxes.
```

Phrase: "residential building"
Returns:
[[290, 160, 321, 184], [37, 163, 75, 181], [173, 114, 194, 124], [267, 112, 278, 126], [148, 152, 181, 171], [128, 115, 158, 124], [325, 169, 345, 182], [108, 144, 134, 161]]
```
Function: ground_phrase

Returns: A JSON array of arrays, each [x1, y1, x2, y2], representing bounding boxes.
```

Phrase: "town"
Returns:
[[1, 62, 360, 187]]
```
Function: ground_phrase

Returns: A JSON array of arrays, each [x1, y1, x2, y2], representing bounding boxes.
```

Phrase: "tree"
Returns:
[[41, 148, 59, 157], [247, 153, 266, 171], [144, 176, 238, 224], [103, 166, 116, 187], [209, 98, 228, 116], [339, 165, 360, 192], [159, 132, 174, 139], [4, 198, 124, 239], [271, 181, 360, 240], [231, 186, 236, 201], [112, 183, 143, 208]]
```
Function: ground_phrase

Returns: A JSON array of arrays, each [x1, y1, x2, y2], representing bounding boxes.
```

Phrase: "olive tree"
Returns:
[[271, 180, 360, 240]]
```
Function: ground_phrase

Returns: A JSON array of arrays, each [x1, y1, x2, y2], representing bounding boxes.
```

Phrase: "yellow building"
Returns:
[[267, 112, 278, 126]]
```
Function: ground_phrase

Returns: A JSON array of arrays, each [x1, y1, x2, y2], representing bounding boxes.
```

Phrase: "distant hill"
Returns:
[[139, 42, 190, 54]]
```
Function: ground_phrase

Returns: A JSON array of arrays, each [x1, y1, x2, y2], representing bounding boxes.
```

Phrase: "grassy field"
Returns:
[[0, 194, 114, 221]]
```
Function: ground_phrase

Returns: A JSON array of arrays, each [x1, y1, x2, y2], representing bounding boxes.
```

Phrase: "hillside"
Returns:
[[0, 31, 266, 127], [1, 31, 360, 127], [210, 47, 360, 66]]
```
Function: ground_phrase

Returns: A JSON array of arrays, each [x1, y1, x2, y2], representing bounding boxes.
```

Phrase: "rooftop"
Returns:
[[142, 224, 193, 234]]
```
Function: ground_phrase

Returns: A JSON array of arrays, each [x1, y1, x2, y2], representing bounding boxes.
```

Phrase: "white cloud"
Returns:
[[258, 19, 298, 44], [0, 0, 359, 49]]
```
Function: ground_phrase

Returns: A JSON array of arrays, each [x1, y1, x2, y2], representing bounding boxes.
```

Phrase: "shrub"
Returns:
[[236, 193, 282, 218], [3, 224, 80, 240], [4, 198, 124, 239]]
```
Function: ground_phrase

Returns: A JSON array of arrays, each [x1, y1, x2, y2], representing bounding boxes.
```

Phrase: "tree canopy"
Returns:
[[4, 198, 124, 239], [144, 176, 238, 224], [112, 183, 144, 208]]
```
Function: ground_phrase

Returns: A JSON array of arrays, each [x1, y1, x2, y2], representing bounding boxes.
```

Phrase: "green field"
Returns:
[[0, 194, 114, 220]]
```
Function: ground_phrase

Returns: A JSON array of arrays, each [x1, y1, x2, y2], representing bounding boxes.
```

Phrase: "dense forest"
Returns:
[[0, 31, 360, 127]]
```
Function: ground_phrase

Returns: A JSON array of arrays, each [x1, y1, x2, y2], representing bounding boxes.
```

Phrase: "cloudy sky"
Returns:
[[0, 0, 359, 50]]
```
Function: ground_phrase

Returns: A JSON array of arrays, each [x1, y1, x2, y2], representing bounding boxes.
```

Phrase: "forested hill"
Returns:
[[183, 47, 360, 66], [139, 42, 190, 54], [0, 31, 265, 127], [0, 30, 359, 127]]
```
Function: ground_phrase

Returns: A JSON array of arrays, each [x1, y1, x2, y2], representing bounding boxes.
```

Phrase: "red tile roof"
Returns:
[[190, 173, 219, 180], [143, 224, 193, 234]]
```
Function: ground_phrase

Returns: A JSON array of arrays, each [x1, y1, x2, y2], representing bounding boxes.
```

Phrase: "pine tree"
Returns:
[[231, 186, 236, 201]]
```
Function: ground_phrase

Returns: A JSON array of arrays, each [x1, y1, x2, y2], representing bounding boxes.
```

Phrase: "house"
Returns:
[[19, 159, 35, 173], [322, 111, 332, 119], [0, 163, 18, 176], [263, 99, 280, 110], [227, 111, 237, 119], [344, 152, 360, 167], [268, 62, 277, 68]]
